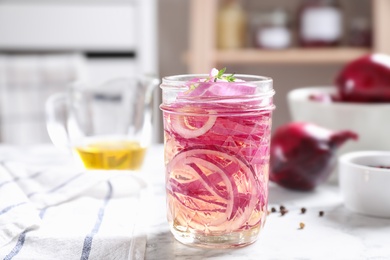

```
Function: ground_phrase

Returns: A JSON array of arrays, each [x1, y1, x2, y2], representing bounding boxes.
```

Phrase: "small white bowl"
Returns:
[[288, 86, 390, 183], [339, 151, 390, 218]]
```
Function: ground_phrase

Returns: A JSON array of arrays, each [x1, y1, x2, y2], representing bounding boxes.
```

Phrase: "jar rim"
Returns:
[[162, 74, 273, 88]]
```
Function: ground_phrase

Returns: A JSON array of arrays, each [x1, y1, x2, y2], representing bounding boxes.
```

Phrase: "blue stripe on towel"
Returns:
[[0, 202, 27, 216], [0, 170, 43, 189], [3, 207, 49, 259], [39, 207, 48, 219], [80, 181, 113, 260], [3, 230, 28, 260], [0, 179, 18, 189], [27, 172, 84, 198], [4, 207, 48, 260]]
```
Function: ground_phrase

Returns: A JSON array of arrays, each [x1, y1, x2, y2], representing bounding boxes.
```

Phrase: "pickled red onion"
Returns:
[[169, 112, 216, 139], [166, 147, 263, 231], [184, 82, 256, 98]]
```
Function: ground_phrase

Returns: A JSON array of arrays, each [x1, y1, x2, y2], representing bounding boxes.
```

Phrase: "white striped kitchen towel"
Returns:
[[0, 145, 151, 260]]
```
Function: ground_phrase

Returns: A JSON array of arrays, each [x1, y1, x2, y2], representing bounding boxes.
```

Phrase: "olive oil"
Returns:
[[75, 140, 147, 170]]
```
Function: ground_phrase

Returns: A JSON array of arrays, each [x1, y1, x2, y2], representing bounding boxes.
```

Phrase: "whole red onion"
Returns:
[[270, 122, 358, 191], [336, 53, 390, 102]]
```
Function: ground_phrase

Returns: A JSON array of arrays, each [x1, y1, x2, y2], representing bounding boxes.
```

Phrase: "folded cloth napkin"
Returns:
[[0, 145, 152, 260]]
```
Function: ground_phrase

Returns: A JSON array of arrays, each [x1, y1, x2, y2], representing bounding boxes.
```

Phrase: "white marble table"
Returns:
[[144, 145, 390, 260], [2, 144, 389, 259]]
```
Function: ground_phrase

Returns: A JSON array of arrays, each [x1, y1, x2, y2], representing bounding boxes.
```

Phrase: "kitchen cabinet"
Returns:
[[187, 0, 390, 73]]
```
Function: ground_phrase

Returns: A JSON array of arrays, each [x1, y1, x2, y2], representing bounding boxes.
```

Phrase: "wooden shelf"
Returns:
[[214, 48, 371, 65], [188, 0, 390, 73]]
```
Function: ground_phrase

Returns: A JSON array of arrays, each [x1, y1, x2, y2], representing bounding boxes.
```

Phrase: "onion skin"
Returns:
[[269, 122, 358, 191], [336, 53, 390, 102]]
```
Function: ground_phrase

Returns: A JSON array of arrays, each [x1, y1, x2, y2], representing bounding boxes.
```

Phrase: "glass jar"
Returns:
[[348, 17, 371, 47], [253, 9, 291, 49], [298, 0, 343, 47], [217, 0, 247, 49], [160, 73, 275, 248]]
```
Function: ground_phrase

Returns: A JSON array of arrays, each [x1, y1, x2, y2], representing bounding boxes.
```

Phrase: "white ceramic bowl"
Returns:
[[339, 151, 390, 218], [288, 86, 390, 182]]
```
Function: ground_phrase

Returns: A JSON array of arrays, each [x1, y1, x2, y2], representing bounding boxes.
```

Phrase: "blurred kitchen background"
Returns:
[[0, 0, 388, 145]]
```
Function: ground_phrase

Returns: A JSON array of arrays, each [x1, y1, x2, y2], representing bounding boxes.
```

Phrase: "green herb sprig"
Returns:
[[213, 67, 236, 82], [187, 67, 237, 93]]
